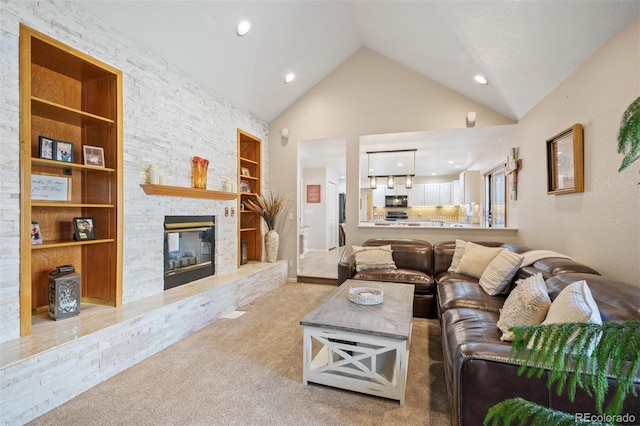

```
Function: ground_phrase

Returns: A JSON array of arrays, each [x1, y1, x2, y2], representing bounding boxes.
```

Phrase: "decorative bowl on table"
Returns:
[[349, 286, 384, 305]]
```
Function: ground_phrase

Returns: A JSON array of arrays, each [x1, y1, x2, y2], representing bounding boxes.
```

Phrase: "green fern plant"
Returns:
[[484, 320, 640, 426], [618, 96, 640, 184]]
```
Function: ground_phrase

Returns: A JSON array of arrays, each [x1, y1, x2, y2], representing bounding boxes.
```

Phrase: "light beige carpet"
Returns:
[[28, 283, 450, 425]]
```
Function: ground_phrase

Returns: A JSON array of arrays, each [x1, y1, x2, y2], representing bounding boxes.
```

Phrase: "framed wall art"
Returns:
[[546, 123, 584, 195], [306, 184, 321, 203]]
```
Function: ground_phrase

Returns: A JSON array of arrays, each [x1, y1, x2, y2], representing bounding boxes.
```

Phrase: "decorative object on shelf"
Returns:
[[306, 184, 321, 203], [38, 136, 54, 159], [48, 265, 81, 320], [506, 147, 522, 200], [73, 217, 96, 241], [30, 221, 42, 245], [191, 156, 209, 189], [223, 178, 235, 193], [54, 139, 74, 163], [240, 180, 250, 193], [349, 286, 384, 305], [241, 167, 251, 177], [146, 164, 159, 184], [244, 191, 290, 262], [367, 149, 417, 189], [31, 174, 71, 201], [546, 124, 584, 195], [240, 240, 248, 265], [617, 96, 640, 184], [83, 145, 105, 167]]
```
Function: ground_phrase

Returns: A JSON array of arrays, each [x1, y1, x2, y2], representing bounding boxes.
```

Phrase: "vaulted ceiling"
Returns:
[[73, 1, 639, 123]]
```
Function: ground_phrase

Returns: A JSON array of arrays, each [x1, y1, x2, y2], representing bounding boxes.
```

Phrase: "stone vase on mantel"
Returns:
[[265, 229, 279, 263]]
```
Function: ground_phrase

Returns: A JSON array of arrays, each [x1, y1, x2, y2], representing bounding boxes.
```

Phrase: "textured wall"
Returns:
[[0, 0, 268, 343]]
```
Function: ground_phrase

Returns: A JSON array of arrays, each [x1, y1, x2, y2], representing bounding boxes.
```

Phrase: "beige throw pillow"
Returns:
[[497, 273, 551, 341], [352, 245, 397, 272], [479, 250, 524, 295], [528, 280, 602, 353], [455, 242, 504, 279], [447, 239, 467, 272]]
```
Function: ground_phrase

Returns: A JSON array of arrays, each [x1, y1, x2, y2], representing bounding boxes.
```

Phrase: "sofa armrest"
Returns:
[[337, 253, 356, 285]]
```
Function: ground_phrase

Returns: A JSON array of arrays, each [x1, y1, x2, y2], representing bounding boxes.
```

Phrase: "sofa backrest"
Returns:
[[545, 273, 640, 321], [362, 238, 433, 275]]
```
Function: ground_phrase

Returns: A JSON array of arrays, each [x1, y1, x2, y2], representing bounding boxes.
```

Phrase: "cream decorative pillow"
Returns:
[[448, 239, 467, 272], [528, 280, 602, 352], [352, 245, 397, 272], [479, 250, 524, 295], [455, 242, 504, 279], [497, 273, 551, 341]]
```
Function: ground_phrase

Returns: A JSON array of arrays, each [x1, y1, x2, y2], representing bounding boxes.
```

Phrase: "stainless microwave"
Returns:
[[385, 195, 408, 207]]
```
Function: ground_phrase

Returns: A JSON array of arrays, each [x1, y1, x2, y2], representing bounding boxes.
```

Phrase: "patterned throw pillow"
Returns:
[[479, 250, 524, 295], [352, 245, 397, 272], [497, 273, 551, 341], [447, 239, 467, 272], [455, 242, 504, 279]]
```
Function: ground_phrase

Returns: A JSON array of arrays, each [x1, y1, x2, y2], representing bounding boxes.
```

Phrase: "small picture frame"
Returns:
[[54, 140, 74, 163], [241, 167, 251, 177], [240, 180, 250, 193], [83, 145, 105, 167], [73, 217, 96, 241], [31, 221, 43, 245], [546, 124, 584, 195], [38, 136, 54, 160]]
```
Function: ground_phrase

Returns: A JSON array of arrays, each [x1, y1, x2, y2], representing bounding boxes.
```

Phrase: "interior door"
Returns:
[[327, 182, 338, 249]]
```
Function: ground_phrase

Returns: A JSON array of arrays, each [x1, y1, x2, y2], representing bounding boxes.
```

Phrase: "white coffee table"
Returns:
[[300, 280, 414, 404]]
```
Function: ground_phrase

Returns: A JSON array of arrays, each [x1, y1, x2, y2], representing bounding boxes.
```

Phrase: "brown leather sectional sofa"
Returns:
[[338, 238, 640, 425]]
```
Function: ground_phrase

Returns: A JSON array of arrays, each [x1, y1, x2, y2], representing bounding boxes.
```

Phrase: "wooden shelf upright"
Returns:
[[19, 25, 123, 336]]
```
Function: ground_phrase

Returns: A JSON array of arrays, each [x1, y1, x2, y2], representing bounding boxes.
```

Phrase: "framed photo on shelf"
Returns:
[[54, 140, 74, 163], [38, 136, 54, 160], [31, 174, 71, 201], [546, 124, 584, 195], [240, 180, 250, 193], [83, 145, 105, 167], [31, 221, 43, 245], [73, 217, 96, 241], [241, 167, 251, 177]]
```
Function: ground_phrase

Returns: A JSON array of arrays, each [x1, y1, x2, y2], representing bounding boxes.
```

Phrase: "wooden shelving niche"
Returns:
[[238, 130, 262, 265], [19, 25, 123, 336]]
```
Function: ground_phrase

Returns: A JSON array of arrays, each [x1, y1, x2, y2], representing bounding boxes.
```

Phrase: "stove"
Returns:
[[385, 211, 408, 221]]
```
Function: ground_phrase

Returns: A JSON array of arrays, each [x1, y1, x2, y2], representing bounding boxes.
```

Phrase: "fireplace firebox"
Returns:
[[164, 215, 215, 290]]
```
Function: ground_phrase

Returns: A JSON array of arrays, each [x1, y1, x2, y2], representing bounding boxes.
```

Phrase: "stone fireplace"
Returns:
[[164, 215, 215, 290]]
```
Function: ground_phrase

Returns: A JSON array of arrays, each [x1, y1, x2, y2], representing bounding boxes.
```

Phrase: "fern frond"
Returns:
[[484, 398, 602, 426], [508, 321, 640, 416], [617, 96, 640, 180]]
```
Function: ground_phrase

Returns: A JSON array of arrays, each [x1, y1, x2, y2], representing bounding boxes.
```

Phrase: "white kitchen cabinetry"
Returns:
[[439, 182, 452, 206], [452, 180, 460, 205], [373, 187, 386, 206], [408, 185, 424, 206], [459, 170, 482, 204], [424, 184, 440, 206]]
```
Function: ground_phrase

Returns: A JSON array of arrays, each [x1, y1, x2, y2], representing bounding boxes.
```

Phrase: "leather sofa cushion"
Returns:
[[353, 268, 434, 293], [437, 279, 506, 314], [545, 273, 640, 321]]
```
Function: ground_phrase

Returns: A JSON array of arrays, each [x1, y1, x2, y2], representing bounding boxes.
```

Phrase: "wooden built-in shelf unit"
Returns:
[[238, 129, 262, 265], [19, 25, 123, 336]]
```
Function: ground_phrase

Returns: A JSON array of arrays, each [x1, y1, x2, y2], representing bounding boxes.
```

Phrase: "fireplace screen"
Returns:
[[164, 216, 215, 290]]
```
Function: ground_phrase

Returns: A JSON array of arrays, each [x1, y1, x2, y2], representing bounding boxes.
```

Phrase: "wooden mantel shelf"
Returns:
[[140, 184, 238, 200]]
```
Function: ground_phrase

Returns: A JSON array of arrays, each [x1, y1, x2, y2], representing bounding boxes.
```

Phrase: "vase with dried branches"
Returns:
[[244, 191, 290, 262]]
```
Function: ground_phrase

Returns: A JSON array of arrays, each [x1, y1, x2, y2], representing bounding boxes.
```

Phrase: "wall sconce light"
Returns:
[[370, 176, 377, 189], [281, 128, 289, 139], [466, 112, 476, 128], [367, 149, 417, 189]]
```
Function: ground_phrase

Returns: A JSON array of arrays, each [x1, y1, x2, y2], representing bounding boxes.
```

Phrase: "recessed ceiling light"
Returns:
[[431, 172, 437, 176], [448, 160, 454, 164], [397, 162, 404, 166], [284, 73, 296, 84], [236, 20, 251, 36], [474, 75, 488, 85]]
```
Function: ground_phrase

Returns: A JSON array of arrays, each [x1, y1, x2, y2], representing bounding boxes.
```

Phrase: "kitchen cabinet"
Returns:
[[372, 187, 386, 206], [439, 182, 452, 206], [459, 170, 482, 204], [425, 184, 440, 206], [408, 185, 424, 206]]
